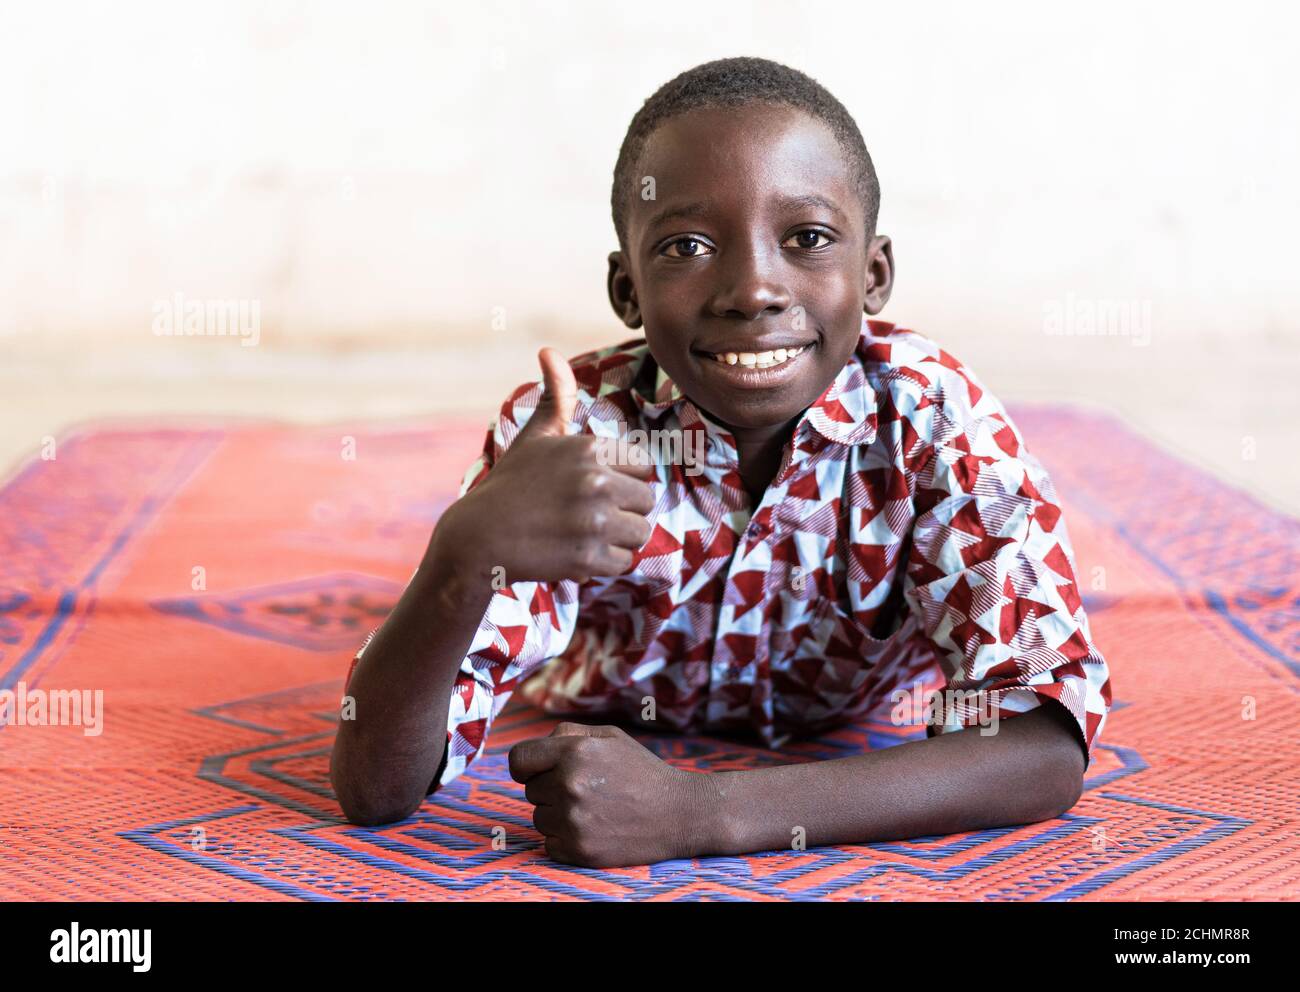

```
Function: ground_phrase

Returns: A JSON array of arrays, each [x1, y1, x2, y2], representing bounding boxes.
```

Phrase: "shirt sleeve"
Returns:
[[343, 383, 581, 794], [902, 403, 1112, 768]]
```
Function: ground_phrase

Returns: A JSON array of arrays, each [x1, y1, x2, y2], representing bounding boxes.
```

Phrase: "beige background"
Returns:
[[2, 0, 1297, 511]]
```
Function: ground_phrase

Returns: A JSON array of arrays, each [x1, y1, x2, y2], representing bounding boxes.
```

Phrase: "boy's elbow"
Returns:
[[330, 759, 424, 827], [1038, 739, 1086, 819], [1046, 763, 1084, 818], [1023, 702, 1087, 818], [335, 787, 423, 827]]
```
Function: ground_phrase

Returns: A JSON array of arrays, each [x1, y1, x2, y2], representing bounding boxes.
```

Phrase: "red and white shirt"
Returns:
[[349, 316, 1112, 792]]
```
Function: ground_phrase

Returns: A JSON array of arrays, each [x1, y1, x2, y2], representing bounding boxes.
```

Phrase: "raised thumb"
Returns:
[[522, 346, 578, 438]]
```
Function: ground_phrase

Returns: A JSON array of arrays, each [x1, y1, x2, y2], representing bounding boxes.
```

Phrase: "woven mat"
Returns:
[[1, 407, 1296, 900]]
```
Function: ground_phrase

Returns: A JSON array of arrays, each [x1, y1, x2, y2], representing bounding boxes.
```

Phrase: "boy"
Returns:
[[330, 57, 1112, 868]]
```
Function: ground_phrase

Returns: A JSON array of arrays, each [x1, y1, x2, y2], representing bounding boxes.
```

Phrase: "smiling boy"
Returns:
[[330, 57, 1112, 867]]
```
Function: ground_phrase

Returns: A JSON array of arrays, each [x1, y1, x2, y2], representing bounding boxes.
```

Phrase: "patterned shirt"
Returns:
[[348, 316, 1112, 792]]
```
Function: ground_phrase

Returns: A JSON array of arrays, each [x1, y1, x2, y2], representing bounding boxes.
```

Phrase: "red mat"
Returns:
[[1, 408, 1296, 901]]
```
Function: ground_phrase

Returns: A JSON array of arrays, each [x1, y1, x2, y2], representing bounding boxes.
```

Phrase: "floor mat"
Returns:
[[1, 407, 1296, 901]]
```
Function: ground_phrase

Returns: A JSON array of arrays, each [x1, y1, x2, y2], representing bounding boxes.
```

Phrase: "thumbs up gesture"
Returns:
[[518, 347, 581, 440], [434, 347, 658, 588]]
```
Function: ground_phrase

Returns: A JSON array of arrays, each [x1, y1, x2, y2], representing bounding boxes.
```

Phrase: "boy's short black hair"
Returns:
[[611, 56, 880, 251]]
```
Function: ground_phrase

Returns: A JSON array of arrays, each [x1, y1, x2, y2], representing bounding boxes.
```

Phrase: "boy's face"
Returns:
[[609, 103, 893, 432]]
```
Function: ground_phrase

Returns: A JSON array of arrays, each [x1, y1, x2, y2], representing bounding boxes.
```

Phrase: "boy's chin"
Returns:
[[678, 350, 830, 431], [693, 395, 808, 433]]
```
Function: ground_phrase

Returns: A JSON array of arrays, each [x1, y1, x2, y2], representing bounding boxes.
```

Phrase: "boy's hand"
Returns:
[[509, 722, 703, 868], [435, 347, 657, 587]]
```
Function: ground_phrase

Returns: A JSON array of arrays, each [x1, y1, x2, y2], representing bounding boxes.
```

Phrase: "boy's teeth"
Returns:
[[713, 346, 804, 368]]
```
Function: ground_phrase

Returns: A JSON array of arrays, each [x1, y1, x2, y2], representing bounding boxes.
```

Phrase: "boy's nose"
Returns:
[[707, 246, 792, 320]]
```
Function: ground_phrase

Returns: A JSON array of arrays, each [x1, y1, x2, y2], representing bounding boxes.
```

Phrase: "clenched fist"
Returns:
[[509, 722, 706, 867], [433, 347, 658, 587]]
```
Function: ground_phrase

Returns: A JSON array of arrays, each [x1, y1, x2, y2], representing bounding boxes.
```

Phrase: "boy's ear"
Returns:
[[862, 235, 894, 315], [607, 251, 643, 329]]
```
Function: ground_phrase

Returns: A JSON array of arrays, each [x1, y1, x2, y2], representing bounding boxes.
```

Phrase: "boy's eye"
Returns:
[[661, 237, 714, 258], [784, 229, 834, 250]]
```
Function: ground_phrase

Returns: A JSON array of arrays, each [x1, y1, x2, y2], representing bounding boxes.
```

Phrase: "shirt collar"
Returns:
[[630, 316, 879, 448]]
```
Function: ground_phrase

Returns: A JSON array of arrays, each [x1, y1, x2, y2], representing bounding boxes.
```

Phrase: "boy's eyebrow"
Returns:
[[646, 200, 711, 230], [645, 193, 848, 232], [776, 193, 848, 220]]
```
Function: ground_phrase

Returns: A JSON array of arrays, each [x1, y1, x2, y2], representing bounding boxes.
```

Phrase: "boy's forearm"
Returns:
[[688, 704, 1086, 857], [329, 515, 494, 825]]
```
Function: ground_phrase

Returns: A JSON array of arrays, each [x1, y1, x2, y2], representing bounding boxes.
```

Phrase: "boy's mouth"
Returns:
[[692, 340, 816, 387], [704, 345, 806, 369]]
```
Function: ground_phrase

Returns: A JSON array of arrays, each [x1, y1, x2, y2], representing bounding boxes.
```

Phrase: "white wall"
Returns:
[[2, 0, 1296, 352]]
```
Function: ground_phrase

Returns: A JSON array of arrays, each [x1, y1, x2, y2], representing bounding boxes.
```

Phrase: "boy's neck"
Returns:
[[730, 416, 801, 507]]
